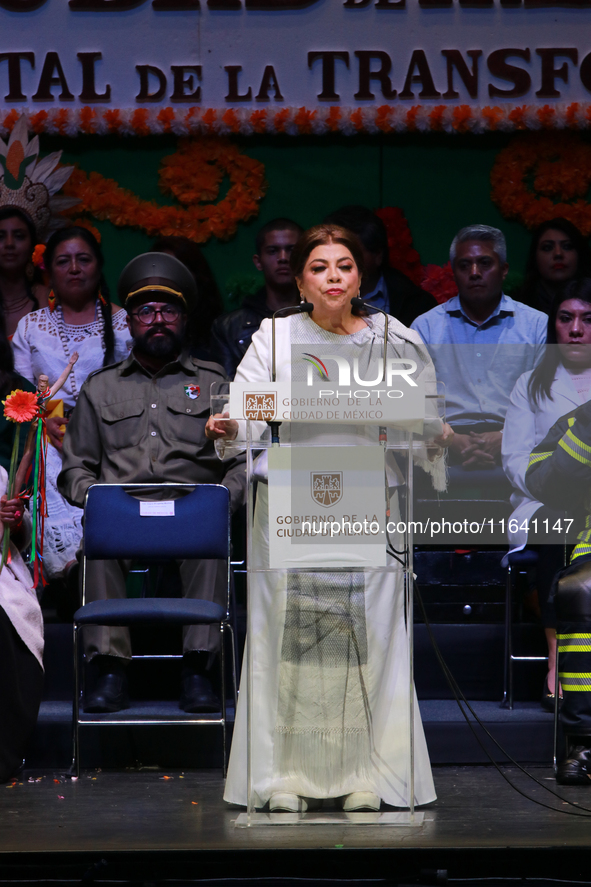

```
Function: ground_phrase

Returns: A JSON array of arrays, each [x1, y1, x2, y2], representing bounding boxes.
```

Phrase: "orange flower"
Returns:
[[481, 106, 503, 131], [428, 105, 446, 132], [131, 109, 150, 137], [250, 110, 267, 134], [103, 109, 122, 133], [294, 107, 315, 134], [32, 244, 46, 269], [452, 105, 472, 132], [54, 109, 70, 135], [2, 110, 19, 133], [157, 107, 175, 133], [491, 132, 591, 236], [327, 107, 341, 132], [79, 107, 97, 134], [62, 136, 267, 245], [375, 105, 393, 133], [30, 111, 49, 135], [3, 390, 38, 423], [350, 109, 364, 132], [406, 106, 420, 131], [274, 109, 290, 133], [221, 109, 240, 133]]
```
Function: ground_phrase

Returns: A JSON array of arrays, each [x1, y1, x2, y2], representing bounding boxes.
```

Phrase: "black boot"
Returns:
[[84, 656, 129, 713], [557, 743, 591, 785], [180, 652, 219, 713]]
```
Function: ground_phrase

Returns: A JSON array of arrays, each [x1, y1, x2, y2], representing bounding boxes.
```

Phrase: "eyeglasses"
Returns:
[[132, 304, 182, 325]]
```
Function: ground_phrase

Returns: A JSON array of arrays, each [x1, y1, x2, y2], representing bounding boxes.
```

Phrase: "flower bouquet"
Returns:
[[0, 390, 39, 573]]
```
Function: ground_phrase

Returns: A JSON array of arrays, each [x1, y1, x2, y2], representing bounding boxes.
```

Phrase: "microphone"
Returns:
[[351, 297, 388, 383], [269, 301, 314, 445]]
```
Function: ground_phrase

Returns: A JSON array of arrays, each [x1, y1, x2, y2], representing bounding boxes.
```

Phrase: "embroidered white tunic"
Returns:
[[11, 306, 131, 578], [223, 313, 442, 809]]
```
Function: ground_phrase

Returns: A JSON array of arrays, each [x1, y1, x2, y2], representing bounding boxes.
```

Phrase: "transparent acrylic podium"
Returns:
[[212, 380, 444, 828]]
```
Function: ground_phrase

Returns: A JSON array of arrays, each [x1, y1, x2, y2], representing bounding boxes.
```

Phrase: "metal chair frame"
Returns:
[[72, 482, 238, 777], [502, 551, 547, 710]]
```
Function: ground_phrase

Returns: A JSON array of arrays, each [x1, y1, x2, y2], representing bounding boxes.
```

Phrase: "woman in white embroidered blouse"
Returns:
[[11, 227, 131, 581]]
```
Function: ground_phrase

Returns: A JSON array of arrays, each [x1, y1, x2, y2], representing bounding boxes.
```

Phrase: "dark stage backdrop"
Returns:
[[46, 133, 536, 307]]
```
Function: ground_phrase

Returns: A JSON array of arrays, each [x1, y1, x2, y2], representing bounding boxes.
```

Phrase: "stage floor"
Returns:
[[2, 765, 591, 877]]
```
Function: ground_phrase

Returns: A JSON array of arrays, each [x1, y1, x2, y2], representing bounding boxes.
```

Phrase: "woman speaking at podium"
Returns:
[[206, 225, 451, 814]]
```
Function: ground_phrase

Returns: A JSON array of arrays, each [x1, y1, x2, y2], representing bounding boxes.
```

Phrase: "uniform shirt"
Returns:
[[411, 294, 548, 426], [57, 349, 246, 511]]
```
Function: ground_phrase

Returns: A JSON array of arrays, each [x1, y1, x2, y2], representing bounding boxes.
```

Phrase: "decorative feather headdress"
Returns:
[[0, 115, 78, 239]]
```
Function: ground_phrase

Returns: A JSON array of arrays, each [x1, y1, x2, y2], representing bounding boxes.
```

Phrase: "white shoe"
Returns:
[[342, 791, 381, 812], [269, 792, 308, 813]]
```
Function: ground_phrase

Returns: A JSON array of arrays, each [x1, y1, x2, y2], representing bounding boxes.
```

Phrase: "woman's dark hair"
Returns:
[[528, 277, 591, 405], [150, 236, 223, 346], [0, 318, 14, 398], [0, 207, 41, 311], [519, 218, 591, 308], [45, 226, 115, 367], [290, 224, 365, 280]]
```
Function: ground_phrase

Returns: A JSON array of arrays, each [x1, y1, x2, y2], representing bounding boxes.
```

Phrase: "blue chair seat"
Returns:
[[74, 598, 225, 627]]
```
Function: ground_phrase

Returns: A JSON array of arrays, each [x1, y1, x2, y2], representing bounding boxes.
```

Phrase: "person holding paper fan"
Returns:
[[206, 224, 452, 814], [58, 252, 246, 715]]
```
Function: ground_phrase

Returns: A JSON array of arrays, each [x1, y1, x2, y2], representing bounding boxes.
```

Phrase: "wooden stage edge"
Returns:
[[2, 767, 591, 880]]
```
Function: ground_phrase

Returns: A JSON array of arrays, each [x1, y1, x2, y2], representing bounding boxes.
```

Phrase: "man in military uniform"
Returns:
[[58, 252, 246, 714]]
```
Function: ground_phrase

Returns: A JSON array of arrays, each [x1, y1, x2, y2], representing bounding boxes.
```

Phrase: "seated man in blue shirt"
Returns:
[[411, 224, 547, 471]]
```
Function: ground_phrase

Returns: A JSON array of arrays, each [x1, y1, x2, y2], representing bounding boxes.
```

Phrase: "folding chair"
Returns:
[[71, 483, 237, 777], [501, 548, 546, 709]]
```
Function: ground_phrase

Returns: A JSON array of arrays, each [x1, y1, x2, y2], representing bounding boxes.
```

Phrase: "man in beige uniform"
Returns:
[[58, 252, 246, 714]]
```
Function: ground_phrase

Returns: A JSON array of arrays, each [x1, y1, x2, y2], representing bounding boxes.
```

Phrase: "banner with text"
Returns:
[[1, 0, 590, 124]]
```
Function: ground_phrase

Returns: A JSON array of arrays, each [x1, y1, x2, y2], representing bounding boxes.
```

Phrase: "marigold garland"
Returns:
[[61, 136, 267, 244], [490, 132, 591, 235], [1, 104, 591, 138]]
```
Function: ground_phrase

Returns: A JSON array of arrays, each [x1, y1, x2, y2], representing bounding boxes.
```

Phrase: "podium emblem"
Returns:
[[244, 392, 277, 421], [311, 472, 343, 507]]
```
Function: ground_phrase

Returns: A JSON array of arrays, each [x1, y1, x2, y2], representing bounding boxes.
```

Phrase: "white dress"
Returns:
[[11, 305, 131, 578], [0, 465, 44, 668], [223, 313, 443, 809]]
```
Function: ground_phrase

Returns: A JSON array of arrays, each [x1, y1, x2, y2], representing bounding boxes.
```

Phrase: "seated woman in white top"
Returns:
[[503, 278, 591, 709], [11, 227, 130, 582]]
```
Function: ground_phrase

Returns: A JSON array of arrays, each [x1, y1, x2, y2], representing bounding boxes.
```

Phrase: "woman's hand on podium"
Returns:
[[427, 422, 454, 462], [434, 422, 454, 448], [205, 412, 239, 441]]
